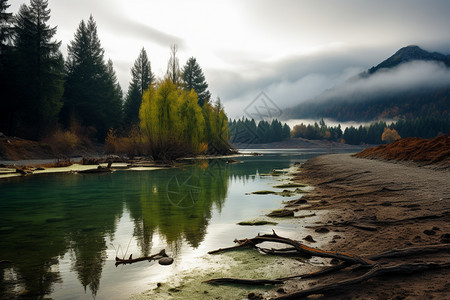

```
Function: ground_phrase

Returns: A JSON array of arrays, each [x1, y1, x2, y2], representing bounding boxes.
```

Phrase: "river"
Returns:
[[0, 148, 351, 299]]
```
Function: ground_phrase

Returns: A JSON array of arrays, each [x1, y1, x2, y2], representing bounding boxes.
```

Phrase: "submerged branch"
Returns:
[[115, 249, 168, 266]]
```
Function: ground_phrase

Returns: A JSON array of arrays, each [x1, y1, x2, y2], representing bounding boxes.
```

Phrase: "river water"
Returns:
[[0, 148, 347, 299]]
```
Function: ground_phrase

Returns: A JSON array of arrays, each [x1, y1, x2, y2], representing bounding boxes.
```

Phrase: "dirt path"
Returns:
[[287, 154, 450, 299]]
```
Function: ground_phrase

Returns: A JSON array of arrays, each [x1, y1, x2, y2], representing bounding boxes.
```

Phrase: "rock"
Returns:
[[276, 287, 286, 294], [440, 233, 450, 243], [303, 235, 316, 243], [267, 209, 294, 217], [333, 235, 342, 239], [423, 230, 436, 236], [432, 226, 440, 231], [381, 201, 392, 206], [315, 227, 330, 234], [413, 235, 422, 241], [158, 257, 174, 265], [226, 159, 242, 164], [248, 292, 263, 299]]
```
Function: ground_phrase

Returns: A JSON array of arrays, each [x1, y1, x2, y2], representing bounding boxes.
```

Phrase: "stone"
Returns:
[[158, 257, 174, 265], [303, 235, 316, 243], [315, 227, 330, 234]]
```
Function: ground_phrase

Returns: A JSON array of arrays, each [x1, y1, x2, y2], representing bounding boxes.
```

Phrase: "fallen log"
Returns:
[[275, 262, 450, 299], [115, 249, 169, 266], [226, 231, 374, 266], [204, 278, 283, 286], [278, 243, 450, 280]]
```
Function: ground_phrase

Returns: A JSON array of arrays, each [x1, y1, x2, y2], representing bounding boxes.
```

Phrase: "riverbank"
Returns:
[[284, 153, 450, 299]]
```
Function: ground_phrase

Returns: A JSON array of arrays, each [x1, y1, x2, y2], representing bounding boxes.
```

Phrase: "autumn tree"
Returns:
[[382, 128, 401, 144], [182, 57, 211, 107], [124, 47, 155, 126], [202, 98, 231, 154], [13, 0, 64, 138], [139, 79, 205, 160]]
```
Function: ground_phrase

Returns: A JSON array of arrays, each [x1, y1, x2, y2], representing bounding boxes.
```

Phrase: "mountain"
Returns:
[[285, 46, 450, 121], [367, 45, 450, 74]]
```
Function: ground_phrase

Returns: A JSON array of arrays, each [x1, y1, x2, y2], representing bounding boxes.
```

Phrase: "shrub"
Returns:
[[46, 129, 80, 155]]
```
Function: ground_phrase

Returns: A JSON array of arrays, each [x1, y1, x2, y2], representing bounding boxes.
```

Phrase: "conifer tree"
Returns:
[[182, 57, 211, 107], [62, 15, 122, 140], [13, 0, 64, 139], [0, 0, 14, 134], [124, 47, 154, 126]]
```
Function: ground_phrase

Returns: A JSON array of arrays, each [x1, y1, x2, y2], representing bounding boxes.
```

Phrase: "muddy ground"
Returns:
[[281, 154, 450, 299]]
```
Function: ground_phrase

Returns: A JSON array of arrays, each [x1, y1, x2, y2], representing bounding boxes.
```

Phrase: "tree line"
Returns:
[[0, 0, 231, 158], [291, 117, 450, 145], [229, 118, 291, 144]]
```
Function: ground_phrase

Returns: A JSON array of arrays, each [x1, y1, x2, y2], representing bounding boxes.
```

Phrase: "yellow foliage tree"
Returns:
[[139, 79, 206, 159], [202, 98, 230, 154], [381, 128, 401, 144]]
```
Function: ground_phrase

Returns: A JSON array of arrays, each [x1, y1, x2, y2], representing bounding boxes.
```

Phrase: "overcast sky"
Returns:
[[7, 0, 450, 118]]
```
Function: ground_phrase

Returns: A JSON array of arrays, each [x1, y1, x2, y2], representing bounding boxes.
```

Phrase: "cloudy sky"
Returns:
[[7, 0, 450, 119]]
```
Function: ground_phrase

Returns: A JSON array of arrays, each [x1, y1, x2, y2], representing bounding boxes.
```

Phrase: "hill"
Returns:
[[354, 135, 450, 167], [285, 46, 450, 121]]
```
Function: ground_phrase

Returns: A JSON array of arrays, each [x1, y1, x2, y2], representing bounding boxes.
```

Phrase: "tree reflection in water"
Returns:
[[0, 159, 231, 298]]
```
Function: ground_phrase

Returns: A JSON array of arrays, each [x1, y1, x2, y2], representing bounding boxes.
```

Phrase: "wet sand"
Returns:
[[287, 154, 450, 299]]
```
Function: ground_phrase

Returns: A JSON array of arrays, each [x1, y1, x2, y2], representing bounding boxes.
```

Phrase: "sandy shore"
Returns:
[[287, 154, 450, 299]]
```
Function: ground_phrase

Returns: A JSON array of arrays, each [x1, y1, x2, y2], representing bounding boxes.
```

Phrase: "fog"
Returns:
[[316, 61, 450, 103]]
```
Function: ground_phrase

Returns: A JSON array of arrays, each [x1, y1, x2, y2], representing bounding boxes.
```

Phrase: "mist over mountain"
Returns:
[[285, 46, 450, 121]]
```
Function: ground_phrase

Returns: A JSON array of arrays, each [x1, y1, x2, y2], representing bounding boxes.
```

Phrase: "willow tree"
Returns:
[[139, 79, 205, 160], [202, 97, 231, 155]]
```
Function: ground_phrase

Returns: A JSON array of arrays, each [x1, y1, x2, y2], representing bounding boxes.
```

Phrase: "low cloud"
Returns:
[[216, 47, 450, 120], [316, 61, 450, 104]]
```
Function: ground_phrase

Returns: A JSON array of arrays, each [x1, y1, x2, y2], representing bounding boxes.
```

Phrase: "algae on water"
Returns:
[[237, 220, 278, 226]]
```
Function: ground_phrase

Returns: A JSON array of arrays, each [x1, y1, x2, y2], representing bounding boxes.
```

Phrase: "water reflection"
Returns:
[[0, 152, 318, 298], [0, 159, 231, 298]]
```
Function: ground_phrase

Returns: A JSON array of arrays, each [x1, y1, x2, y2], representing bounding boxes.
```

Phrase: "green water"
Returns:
[[0, 149, 333, 299]]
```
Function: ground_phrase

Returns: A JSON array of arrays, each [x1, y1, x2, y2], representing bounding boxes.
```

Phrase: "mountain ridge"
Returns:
[[284, 45, 450, 121], [367, 45, 450, 75]]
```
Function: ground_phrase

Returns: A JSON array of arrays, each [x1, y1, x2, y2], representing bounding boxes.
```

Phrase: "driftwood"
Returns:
[[277, 243, 450, 281], [275, 262, 450, 300], [204, 278, 283, 286], [115, 249, 168, 266], [206, 232, 450, 298], [209, 231, 373, 266]]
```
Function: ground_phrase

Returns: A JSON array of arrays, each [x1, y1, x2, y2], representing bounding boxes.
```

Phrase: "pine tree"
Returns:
[[124, 47, 154, 126], [104, 59, 123, 131], [62, 15, 121, 140], [0, 0, 14, 134], [182, 57, 211, 107], [13, 0, 64, 139], [0, 0, 12, 51]]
